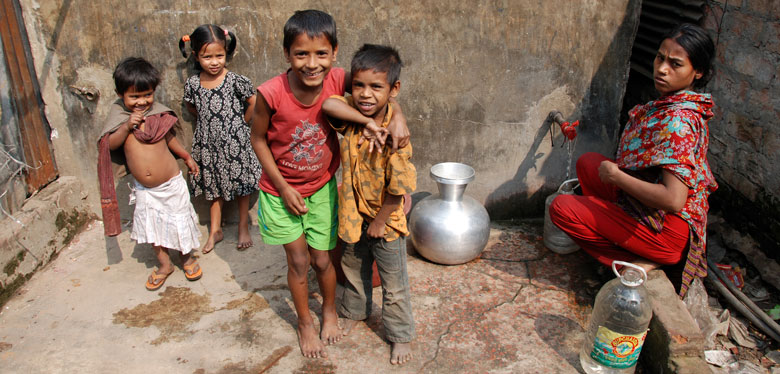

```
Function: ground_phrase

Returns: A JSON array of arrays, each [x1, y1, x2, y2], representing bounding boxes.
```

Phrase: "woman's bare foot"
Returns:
[[237, 225, 253, 251], [297, 323, 327, 358], [201, 230, 223, 254], [627, 259, 660, 275], [320, 307, 341, 345], [390, 342, 413, 365], [341, 318, 359, 336]]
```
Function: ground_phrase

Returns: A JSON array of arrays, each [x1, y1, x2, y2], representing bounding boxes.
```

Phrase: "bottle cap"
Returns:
[[612, 261, 647, 287]]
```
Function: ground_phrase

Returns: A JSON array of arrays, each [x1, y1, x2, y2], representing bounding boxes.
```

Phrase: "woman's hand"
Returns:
[[599, 160, 689, 212], [598, 160, 622, 185]]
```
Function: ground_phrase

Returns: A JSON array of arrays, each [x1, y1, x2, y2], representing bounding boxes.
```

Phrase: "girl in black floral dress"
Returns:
[[180, 24, 262, 253]]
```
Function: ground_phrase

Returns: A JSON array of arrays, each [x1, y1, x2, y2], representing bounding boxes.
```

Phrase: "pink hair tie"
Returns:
[[182, 35, 190, 42], [224, 29, 228, 36]]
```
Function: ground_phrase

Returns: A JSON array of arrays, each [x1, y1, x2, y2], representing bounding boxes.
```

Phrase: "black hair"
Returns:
[[283, 10, 337, 52], [351, 44, 403, 85], [113, 57, 160, 95], [179, 24, 237, 71], [662, 23, 715, 89]]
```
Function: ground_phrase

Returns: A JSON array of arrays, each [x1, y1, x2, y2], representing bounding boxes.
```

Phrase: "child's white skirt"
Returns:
[[130, 172, 200, 254]]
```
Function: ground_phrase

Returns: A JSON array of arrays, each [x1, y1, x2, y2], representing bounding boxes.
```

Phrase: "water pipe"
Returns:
[[546, 110, 579, 146]]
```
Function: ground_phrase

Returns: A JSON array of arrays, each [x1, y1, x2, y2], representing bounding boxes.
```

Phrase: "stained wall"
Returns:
[[17, 0, 641, 220]]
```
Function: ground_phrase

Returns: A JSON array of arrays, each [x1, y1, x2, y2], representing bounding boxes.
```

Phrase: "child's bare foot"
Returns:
[[390, 342, 413, 365], [297, 323, 327, 358], [320, 307, 341, 345], [237, 225, 253, 251], [340, 318, 359, 336], [201, 230, 223, 254]]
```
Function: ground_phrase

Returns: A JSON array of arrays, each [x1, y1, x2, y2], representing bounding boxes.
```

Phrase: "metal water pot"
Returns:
[[409, 162, 490, 265], [544, 178, 580, 254]]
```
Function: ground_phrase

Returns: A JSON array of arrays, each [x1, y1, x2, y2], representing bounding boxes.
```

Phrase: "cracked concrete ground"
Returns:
[[0, 219, 604, 373]]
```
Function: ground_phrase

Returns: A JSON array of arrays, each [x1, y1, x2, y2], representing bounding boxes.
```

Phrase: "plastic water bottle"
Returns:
[[544, 178, 580, 254], [580, 261, 652, 373]]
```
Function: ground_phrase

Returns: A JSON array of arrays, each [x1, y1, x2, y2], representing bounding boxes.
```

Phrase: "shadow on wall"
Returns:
[[485, 0, 640, 220]]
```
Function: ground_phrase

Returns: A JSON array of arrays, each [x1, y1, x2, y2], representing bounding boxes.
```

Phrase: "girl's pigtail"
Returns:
[[226, 30, 237, 57], [179, 34, 191, 58]]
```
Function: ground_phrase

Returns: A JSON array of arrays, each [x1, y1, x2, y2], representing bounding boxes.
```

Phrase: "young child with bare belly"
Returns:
[[98, 57, 203, 291]]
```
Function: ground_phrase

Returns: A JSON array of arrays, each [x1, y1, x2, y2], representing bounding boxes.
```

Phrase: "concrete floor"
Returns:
[[0, 219, 605, 373]]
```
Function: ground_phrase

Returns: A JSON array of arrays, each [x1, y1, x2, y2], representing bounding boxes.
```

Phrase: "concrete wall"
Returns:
[[0, 177, 91, 306], [701, 1, 780, 254], [17, 0, 640, 222]]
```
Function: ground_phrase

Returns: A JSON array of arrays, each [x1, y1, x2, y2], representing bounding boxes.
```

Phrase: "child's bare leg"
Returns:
[[285, 236, 327, 358], [391, 342, 413, 365], [310, 248, 341, 345], [146, 246, 173, 291], [155, 246, 174, 274], [202, 198, 224, 254], [147, 246, 175, 290], [236, 194, 253, 250]]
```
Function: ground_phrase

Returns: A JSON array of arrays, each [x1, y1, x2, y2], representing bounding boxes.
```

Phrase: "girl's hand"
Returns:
[[126, 110, 144, 131], [366, 219, 385, 238], [184, 156, 199, 178], [280, 185, 308, 215], [598, 160, 622, 185]]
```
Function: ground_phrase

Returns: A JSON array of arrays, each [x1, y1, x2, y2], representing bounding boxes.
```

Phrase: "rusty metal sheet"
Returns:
[[630, 0, 706, 79]]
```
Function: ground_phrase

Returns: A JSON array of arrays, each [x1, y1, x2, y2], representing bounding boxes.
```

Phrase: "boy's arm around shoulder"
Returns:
[[386, 98, 410, 152], [322, 95, 366, 134], [323, 95, 389, 152], [250, 91, 308, 215]]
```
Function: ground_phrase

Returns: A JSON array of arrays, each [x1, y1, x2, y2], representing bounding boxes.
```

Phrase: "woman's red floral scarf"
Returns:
[[615, 91, 717, 298]]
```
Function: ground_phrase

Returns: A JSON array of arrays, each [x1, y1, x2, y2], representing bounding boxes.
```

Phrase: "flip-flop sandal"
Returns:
[[145, 269, 173, 291], [183, 261, 202, 281]]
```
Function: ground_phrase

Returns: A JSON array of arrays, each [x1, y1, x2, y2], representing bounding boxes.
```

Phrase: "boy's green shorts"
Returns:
[[257, 177, 338, 250]]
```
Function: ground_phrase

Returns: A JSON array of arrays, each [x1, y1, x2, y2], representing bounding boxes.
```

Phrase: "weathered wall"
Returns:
[[701, 1, 780, 254], [18, 0, 640, 221]]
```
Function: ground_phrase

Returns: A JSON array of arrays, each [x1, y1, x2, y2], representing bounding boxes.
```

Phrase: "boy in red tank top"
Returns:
[[250, 9, 409, 358]]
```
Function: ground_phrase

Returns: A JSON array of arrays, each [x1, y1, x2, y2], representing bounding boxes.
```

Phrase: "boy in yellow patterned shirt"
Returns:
[[322, 44, 416, 365]]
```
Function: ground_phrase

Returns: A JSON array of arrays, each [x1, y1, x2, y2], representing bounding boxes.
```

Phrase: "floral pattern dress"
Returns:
[[615, 90, 718, 297], [184, 71, 262, 201]]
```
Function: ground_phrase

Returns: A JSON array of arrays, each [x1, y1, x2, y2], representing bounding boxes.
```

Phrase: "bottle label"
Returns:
[[589, 326, 648, 369]]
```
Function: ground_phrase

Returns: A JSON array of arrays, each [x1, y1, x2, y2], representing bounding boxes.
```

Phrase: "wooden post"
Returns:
[[0, 0, 58, 194]]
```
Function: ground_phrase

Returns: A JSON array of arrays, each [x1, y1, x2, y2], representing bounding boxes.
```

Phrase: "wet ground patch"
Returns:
[[293, 359, 337, 374], [225, 292, 270, 346], [112, 287, 214, 345]]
